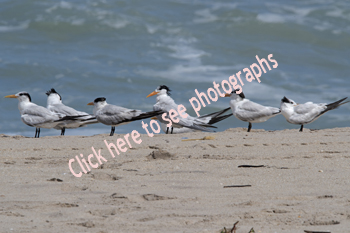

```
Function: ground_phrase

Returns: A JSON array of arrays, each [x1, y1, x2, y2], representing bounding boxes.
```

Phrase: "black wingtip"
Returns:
[[207, 113, 233, 125], [54, 115, 89, 122], [325, 97, 349, 110], [314, 97, 349, 118]]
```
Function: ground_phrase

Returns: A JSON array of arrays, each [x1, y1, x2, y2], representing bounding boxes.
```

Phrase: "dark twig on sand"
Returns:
[[304, 230, 331, 233], [238, 165, 265, 168], [224, 185, 251, 188], [230, 221, 239, 233]]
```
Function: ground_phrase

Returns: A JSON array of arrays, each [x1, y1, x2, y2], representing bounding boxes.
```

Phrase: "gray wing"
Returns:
[[49, 103, 91, 117], [236, 101, 280, 122], [292, 98, 348, 124], [289, 103, 326, 124], [153, 99, 175, 123], [21, 105, 59, 127], [294, 103, 324, 115], [153, 98, 178, 112], [153, 104, 163, 113], [97, 104, 160, 126], [49, 103, 80, 115]]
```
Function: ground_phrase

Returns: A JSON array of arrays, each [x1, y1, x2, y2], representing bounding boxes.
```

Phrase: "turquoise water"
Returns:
[[1, 0, 349, 136]]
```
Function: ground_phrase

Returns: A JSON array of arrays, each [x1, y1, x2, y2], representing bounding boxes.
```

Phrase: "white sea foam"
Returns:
[[71, 18, 85, 26], [194, 9, 218, 23], [144, 32, 249, 83], [313, 21, 332, 31], [256, 13, 285, 23], [168, 44, 208, 60], [211, 2, 238, 10], [103, 19, 129, 29], [281, 5, 314, 17], [59, 1, 72, 9], [159, 35, 205, 62], [332, 29, 342, 34], [0, 21, 30, 33], [326, 9, 344, 18], [140, 63, 241, 83], [45, 1, 73, 13], [145, 24, 159, 34], [257, 3, 350, 34], [166, 28, 182, 34], [257, 4, 315, 25]]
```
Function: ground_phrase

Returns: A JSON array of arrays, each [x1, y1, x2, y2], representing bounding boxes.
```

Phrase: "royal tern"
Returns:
[[87, 97, 163, 136], [5, 91, 80, 138], [225, 90, 281, 132], [280, 96, 349, 132], [46, 88, 98, 135], [151, 106, 232, 134], [147, 85, 231, 133]]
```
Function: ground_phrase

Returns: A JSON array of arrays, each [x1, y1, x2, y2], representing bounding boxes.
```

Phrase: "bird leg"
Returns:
[[166, 127, 169, 134], [171, 127, 173, 134], [247, 122, 252, 132], [61, 127, 66, 136], [35, 128, 41, 138], [299, 125, 304, 132], [110, 126, 115, 136]]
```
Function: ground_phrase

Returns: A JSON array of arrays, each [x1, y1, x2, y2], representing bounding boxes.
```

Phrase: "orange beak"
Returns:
[[87, 102, 94, 106], [150, 117, 158, 120], [4, 94, 17, 98], [224, 93, 231, 97], [147, 91, 158, 98]]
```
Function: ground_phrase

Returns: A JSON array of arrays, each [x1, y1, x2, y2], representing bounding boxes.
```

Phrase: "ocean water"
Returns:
[[0, 0, 349, 137]]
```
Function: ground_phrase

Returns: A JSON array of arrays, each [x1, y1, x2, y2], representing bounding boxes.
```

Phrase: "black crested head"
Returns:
[[233, 89, 245, 99], [281, 96, 290, 103], [157, 85, 171, 96], [94, 97, 106, 103], [238, 92, 245, 99], [19, 92, 31, 102], [46, 88, 61, 100]]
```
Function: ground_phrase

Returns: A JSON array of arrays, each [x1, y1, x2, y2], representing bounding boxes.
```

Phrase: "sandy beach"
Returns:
[[1, 127, 350, 233]]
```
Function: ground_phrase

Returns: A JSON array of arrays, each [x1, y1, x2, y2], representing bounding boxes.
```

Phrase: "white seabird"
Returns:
[[88, 97, 162, 136], [5, 91, 79, 138], [46, 88, 98, 135], [280, 96, 349, 132], [147, 85, 232, 133], [225, 89, 281, 132]]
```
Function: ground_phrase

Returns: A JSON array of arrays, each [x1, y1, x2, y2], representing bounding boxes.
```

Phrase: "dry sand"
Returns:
[[1, 127, 350, 233]]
